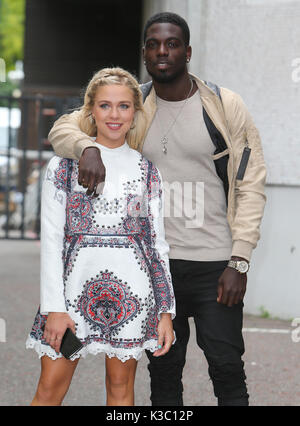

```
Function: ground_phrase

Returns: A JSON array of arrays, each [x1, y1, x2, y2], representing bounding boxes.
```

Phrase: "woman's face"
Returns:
[[91, 84, 135, 148]]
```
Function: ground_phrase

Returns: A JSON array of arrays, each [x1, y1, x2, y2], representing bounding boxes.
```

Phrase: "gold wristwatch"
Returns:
[[227, 260, 249, 274]]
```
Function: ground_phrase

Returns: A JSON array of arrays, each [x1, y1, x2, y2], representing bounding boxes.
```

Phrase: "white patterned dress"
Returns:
[[26, 142, 175, 362]]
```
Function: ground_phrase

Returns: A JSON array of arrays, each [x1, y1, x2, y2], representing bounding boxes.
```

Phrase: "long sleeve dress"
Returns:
[[26, 142, 175, 362]]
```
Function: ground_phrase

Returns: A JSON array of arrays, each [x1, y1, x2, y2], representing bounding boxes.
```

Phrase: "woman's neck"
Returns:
[[95, 135, 126, 149]]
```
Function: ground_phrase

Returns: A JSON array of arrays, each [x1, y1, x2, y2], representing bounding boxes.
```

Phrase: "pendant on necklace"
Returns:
[[162, 136, 168, 154]]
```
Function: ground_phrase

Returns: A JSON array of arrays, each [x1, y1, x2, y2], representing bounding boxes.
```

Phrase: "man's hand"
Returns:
[[78, 147, 106, 197], [217, 257, 248, 307]]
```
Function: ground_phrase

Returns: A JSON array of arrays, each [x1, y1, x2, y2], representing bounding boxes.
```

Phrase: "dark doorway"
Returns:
[[0, 0, 143, 240], [24, 0, 143, 96]]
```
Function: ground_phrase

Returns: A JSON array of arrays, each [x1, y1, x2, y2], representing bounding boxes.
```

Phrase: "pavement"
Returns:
[[0, 239, 299, 406]]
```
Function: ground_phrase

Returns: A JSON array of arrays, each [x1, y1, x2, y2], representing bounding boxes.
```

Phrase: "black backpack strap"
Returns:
[[140, 81, 153, 103], [204, 80, 251, 182], [202, 81, 229, 204], [202, 81, 227, 153]]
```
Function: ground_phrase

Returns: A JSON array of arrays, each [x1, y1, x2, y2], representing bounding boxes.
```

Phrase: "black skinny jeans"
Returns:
[[146, 259, 249, 406]]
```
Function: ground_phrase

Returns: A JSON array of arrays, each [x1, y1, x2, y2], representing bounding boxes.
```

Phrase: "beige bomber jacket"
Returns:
[[48, 74, 267, 262]]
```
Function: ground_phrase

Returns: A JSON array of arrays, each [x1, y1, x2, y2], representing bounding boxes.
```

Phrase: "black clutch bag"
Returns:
[[60, 328, 83, 359]]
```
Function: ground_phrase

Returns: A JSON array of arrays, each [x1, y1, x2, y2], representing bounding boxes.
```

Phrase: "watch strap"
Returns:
[[227, 260, 249, 273]]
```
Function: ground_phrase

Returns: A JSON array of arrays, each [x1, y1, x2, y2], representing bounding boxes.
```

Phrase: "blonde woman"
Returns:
[[26, 67, 175, 406]]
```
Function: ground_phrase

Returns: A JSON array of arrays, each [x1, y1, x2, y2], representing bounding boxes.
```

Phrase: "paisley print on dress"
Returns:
[[73, 270, 142, 336]]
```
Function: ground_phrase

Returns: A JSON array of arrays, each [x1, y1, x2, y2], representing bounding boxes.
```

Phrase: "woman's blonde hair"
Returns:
[[78, 67, 147, 150]]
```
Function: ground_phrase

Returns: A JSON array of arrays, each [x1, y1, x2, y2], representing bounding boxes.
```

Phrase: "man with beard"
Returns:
[[48, 12, 266, 406]]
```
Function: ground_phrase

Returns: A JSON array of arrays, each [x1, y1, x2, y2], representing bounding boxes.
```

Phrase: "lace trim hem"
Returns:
[[25, 335, 161, 363]]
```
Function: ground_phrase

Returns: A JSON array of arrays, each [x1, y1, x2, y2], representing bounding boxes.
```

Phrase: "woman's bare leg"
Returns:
[[105, 356, 137, 406], [31, 355, 80, 406]]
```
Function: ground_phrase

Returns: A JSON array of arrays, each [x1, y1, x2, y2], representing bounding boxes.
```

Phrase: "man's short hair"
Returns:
[[143, 12, 190, 46]]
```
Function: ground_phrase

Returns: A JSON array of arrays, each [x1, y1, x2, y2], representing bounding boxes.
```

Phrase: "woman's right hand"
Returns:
[[153, 313, 175, 357], [43, 312, 76, 354]]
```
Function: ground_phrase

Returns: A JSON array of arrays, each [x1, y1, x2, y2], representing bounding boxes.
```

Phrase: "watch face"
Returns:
[[238, 261, 249, 273]]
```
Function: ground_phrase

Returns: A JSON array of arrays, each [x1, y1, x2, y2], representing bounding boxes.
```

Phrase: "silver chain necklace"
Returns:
[[157, 78, 194, 154]]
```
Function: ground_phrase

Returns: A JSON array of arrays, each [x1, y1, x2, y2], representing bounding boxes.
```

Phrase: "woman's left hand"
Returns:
[[153, 313, 175, 357]]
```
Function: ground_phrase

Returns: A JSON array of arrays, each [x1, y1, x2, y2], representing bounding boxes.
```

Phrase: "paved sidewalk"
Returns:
[[0, 240, 299, 406]]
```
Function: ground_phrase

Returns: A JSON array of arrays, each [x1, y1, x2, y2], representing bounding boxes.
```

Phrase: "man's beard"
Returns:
[[147, 62, 187, 84]]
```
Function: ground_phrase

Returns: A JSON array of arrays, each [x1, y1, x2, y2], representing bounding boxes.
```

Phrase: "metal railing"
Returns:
[[0, 94, 81, 240]]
